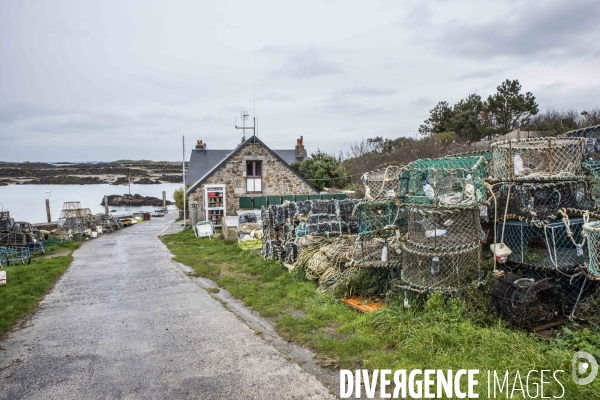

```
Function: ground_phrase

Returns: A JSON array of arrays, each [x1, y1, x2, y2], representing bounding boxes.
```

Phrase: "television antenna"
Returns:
[[235, 110, 256, 142]]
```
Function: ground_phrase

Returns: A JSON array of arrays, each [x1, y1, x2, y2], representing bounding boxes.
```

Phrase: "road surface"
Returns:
[[0, 214, 334, 399]]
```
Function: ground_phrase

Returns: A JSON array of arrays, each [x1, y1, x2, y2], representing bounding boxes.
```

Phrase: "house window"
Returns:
[[246, 160, 262, 192]]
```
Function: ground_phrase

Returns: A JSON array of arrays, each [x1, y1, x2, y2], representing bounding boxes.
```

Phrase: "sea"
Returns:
[[0, 183, 183, 224]]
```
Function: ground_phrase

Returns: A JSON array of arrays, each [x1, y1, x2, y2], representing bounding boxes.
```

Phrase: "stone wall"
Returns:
[[189, 141, 316, 216]]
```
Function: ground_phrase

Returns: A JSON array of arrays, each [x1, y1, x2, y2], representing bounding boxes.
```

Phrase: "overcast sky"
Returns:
[[1, 0, 599, 162]]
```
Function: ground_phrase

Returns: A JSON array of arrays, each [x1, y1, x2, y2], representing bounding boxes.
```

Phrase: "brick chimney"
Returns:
[[295, 136, 305, 159], [196, 140, 206, 150]]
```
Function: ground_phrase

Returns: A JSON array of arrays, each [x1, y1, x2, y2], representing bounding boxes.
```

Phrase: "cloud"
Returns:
[[335, 87, 397, 97], [437, 0, 600, 59], [456, 69, 496, 81], [0, 103, 53, 124], [261, 93, 295, 102], [264, 46, 344, 79]]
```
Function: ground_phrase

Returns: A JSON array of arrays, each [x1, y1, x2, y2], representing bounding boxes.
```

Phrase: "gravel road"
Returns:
[[0, 214, 334, 399]]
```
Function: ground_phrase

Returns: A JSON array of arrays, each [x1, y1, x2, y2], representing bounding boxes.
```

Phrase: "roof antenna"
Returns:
[[235, 110, 256, 141]]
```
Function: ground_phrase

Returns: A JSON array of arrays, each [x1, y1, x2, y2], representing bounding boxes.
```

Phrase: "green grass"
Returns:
[[162, 230, 600, 399], [0, 242, 80, 337]]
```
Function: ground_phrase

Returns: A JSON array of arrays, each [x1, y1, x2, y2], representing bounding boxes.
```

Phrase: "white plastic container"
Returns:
[[513, 153, 524, 176], [0, 271, 6, 286], [425, 229, 448, 238], [422, 182, 435, 200]]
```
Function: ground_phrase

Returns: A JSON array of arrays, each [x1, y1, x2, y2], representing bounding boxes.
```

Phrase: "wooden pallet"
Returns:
[[341, 297, 386, 313]]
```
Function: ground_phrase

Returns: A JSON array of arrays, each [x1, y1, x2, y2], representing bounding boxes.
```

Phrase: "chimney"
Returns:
[[196, 140, 203, 149], [295, 136, 305, 159]]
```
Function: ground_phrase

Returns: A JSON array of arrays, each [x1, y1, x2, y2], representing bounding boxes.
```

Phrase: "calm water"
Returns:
[[0, 183, 183, 223]]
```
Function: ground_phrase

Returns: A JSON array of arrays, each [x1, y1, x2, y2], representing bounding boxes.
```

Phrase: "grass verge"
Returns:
[[162, 229, 600, 398], [0, 242, 80, 337]]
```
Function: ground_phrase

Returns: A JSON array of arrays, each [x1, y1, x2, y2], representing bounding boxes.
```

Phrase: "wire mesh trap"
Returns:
[[361, 166, 403, 200], [583, 160, 600, 208], [399, 156, 487, 208], [567, 124, 600, 159], [407, 207, 484, 250], [499, 217, 593, 271], [490, 137, 585, 182], [238, 212, 257, 225], [350, 235, 402, 268], [355, 198, 406, 237], [305, 214, 342, 237], [570, 277, 600, 323], [264, 240, 285, 260], [0, 211, 12, 232], [583, 221, 600, 277], [401, 241, 482, 293], [491, 181, 597, 226], [488, 275, 564, 329]]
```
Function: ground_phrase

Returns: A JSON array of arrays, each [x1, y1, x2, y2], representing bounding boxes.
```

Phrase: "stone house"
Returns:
[[185, 136, 318, 216]]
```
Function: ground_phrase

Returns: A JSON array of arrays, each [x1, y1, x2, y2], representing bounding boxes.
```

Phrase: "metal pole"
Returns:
[[162, 191, 166, 211], [45, 199, 51, 223], [104, 195, 109, 214], [183, 135, 186, 228]]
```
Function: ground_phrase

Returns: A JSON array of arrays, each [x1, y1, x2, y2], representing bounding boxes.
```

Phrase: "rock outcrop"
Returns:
[[102, 194, 173, 207]]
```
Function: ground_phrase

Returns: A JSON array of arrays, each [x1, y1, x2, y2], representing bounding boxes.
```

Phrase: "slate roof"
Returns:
[[185, 136, 314, 194]]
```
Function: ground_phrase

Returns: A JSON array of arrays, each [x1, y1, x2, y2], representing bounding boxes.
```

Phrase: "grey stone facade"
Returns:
[[189, 141, 317, 216]]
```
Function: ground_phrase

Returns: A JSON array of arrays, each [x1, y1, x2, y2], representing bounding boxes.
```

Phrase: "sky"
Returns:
[[1, 0, 599, 162]]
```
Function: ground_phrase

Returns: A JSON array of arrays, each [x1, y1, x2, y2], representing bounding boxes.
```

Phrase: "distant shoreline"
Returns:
[[0, 161, 185, 186]]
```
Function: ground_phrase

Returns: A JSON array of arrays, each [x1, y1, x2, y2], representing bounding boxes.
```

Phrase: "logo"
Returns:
[[572, 351, 598, 385]]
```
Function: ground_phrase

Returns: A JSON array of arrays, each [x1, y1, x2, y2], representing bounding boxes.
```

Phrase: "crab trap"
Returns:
[[407, 207, 484, 250], [521, 265, 600, 322], [355, 198, 406, 237], [498, 217, 593, 270], [570, 278, 600, 323], [567, 124, 600, 159], [490, 137, 585, 182], [583, 221, 600, 277], [350, 235, 402, 268], [264, 240, 285, 260], [284, 242, 298, 264], [238, 212, 257, 225], [308, 199, 336, 215], [305, 214, 342, 237], [399, 156, 487, 208], [583, 160, 600, 208], [400, 241, 482, 292], [0, 211, 12, 232], [488, 275, 564, 329], [491, 181, 596, 226], [361, 166, 403, 200]]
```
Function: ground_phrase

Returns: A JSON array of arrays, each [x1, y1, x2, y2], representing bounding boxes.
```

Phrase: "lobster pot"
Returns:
[[399, 156, 486, 208], [263, 240, 283, 260], [401, 242, 481, 292], [571, 279, 600, 323], [297, 200, 312, 217], [295, 221, 308, 238], [407, 207, 484, 250], [336, 199, 362, 223], [0, 232, 28, 246], [275, 205, 289, 224], [492, 181, 595, 225], [287, 201, 299, 221], [361, 166, 402, 199], [499, 218, 593, 271], [335, 267, 398, 298], [0, 220, 11, 232], [306, 214, 341, 237], [583, 160, 600, 208], [285, 242, 298, 264], [490, 137, 585, 182], [488, 275, 564, 329], [583, 221, 600, 277], [355, 198, 406, 237], [309, 200, 336, 215], [567, 124, 600, 159], [350, 235, 402, 268], [238, 212, 257, 225], [62, 201, 83, 210]]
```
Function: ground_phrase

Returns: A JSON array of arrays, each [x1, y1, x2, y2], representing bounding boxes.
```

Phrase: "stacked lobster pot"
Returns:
[[56, 202, 97, 237], [487, 137, 600, 323], [261, 205, 287, 261], [399, 156, 487, 293], [361, 166, 403, 200]]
